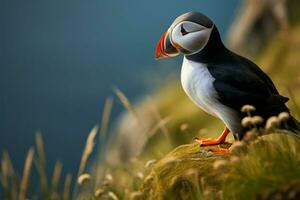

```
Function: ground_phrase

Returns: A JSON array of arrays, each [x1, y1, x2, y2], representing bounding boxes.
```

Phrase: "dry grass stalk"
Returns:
[[1, 151, 14, 179], [35, 132, 49, 196], [1, 151, 16, 199], [0, 174, 4, 189], [146, 117, 171, 138], [113, 87, 147, 131], [94, 97, 113, 188], [78, 126, 98, 175], [1, 152, 10, 190], [146, 97, 173, 146], [100, 97, 113, 138], [19, 148, 34, 200], [35, 131, 46, 167], [51, 161, 63, 193], [73, 126, 98, 199], [63, 173, 72, 200]]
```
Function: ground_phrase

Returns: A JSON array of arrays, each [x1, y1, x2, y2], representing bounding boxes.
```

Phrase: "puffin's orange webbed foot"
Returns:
[[194, 127, 230, 146], [209, 148, 230, 155]]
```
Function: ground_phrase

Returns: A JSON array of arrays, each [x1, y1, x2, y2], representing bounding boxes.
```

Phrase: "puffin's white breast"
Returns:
[[180, 57, 241, 134]]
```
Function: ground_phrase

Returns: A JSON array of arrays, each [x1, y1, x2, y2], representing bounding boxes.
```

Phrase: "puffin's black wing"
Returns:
[[207, 54, 289, 114]]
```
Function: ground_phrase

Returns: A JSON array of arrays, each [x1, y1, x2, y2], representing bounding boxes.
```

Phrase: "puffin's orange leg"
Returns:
[[194, 127, 230, 146]]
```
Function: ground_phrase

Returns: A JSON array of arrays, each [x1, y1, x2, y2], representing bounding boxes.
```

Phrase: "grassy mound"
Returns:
[[141, 143, 223, 200], [141, 133, 300, 200]]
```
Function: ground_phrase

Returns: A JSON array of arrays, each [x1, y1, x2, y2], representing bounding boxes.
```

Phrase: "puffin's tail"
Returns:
[[286, 115, 300, 134]]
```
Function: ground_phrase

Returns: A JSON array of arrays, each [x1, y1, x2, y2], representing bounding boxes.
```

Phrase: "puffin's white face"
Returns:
[[156, 12, 215, 59], [170, 21, 213, 55]]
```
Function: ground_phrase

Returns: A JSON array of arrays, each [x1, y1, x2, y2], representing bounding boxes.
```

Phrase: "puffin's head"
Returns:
[[156, 12, 214, 59]]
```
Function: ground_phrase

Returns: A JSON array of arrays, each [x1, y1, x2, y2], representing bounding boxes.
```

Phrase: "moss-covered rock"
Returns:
[[140, 133, 300, 200], [141, 143, 230, 200]]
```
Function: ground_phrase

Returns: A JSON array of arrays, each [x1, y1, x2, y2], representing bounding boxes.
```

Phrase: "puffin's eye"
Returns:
[[179, 22, 206, 35], [180, 24, 189, 36]]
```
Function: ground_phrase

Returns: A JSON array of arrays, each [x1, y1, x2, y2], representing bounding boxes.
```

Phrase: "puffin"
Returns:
[[155, 12, 299, 152]]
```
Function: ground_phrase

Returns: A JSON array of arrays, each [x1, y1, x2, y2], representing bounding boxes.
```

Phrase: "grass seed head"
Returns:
[[180, 123, 189, 132], [213, 159, 228, 171], [94, 188, 105, 198], [241, 117, 253, 127], [107, 191, 119, 200], [251, 115, 264, 125], [185, 168, 198, 177], [105, 173, 113, 183], [129, 191, 143, 200], [241, 105, 256, 113], [265, 116, 280, 130], [230, 141, 246, 154], [243, 130, 258, 142], [136, 172, 144, 180], [101, 173, 114, 187], [203, 190, 213, 198], [144, 175, 154, 183], [145, 159, 156, 169], [278, 112, 290, 122], [77, 173, 91, 185], [229, 156, 240, 164]]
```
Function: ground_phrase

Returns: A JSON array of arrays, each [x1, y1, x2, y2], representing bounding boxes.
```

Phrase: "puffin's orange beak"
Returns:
[[155, 32, 179, 59], [155, 32, 168, 59]]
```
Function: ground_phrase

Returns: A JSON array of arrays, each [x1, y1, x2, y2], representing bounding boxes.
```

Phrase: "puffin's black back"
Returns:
[[187, 26, 300, 137]]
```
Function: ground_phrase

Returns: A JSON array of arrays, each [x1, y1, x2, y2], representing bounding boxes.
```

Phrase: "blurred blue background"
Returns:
[[0, 0, 241, 175]]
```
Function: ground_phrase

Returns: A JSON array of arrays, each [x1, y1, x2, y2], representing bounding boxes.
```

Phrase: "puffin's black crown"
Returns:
[[171, 12, 213, 28]]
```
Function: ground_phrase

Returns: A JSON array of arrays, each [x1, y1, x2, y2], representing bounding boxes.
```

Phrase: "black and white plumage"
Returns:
[[156, 11, 300, 140]]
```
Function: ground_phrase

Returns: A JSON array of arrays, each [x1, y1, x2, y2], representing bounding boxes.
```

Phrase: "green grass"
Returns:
[[222, 133, 300, 200], [139, 133, 300, 200], [2, 128, 300, 199]]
